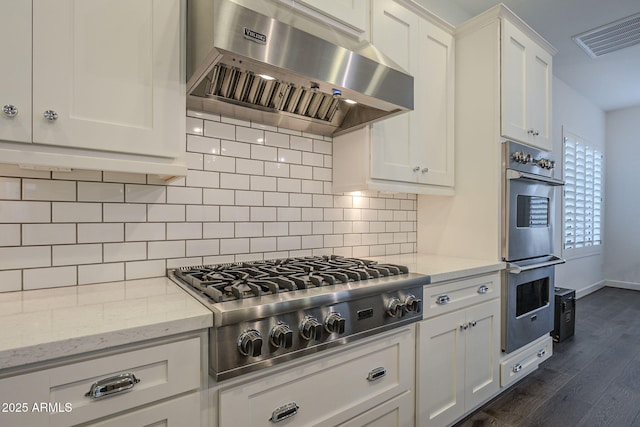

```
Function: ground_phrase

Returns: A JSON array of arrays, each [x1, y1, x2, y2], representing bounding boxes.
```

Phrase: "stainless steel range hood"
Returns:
[[186, 0, 414, 137]]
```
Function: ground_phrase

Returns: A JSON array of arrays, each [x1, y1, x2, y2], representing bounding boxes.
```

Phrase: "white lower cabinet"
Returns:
[[500, 334, 552, 388], [417, 274, 501, 427], [216, 326, 415, 427], [0, 333, 206, 427]]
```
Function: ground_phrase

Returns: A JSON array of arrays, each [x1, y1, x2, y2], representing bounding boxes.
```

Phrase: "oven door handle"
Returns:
[[507, 256, 566, 274], [506, 169, 565, 186]]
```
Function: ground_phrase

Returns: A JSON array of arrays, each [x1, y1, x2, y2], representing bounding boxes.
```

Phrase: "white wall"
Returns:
[[603, 106, 640, 290], [552, 77, 606, 297]]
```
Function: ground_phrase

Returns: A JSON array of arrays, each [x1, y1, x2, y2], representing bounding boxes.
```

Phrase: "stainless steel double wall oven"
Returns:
[[502, 141, 564, 353]]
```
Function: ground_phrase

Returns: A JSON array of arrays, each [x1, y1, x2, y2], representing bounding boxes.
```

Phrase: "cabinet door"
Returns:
[[501, 19, 552, 150], [416, 19, 454, 187], [417, 310, 466, 427], [464, 299, 500, 410], [32, 0, 184, 158], [371, 0, 419, 183], [294, 0, 369, 35], [0, 1, 32, 143]]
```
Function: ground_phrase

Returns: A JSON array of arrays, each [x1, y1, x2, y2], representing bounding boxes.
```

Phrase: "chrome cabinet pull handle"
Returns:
[[85, 373, 140, 399], [478, 285, 489, 294], [43, 110, 58, 121], [436, 295, 450, 305], [2, 104, 18, 117], [537, 349, 546, 358], [367, 366, 387, 382], [270, 402, 299, 423], [512, 363, 522, 373]]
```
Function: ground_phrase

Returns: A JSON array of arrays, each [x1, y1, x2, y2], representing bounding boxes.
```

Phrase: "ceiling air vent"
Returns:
[[573, 12, 640, 58]]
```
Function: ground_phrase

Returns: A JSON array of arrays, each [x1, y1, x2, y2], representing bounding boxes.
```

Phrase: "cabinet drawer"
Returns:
[[423, 273, 500, 319], [87, 391, 200, 427], [337, 390, 414, 427], [219, 326, 415, 427], [500, 334, 552, 388], [0, 336, 201, 427]]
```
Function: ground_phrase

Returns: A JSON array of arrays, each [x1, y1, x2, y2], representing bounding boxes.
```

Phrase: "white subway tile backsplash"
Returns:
[[203, 223, 235, 239], [250, 207, 277, 222], [187, 134, 220, 154], [53, 202, 100, 223], [277, 148, 301, 164], [236, 126, 264, 144], [22, 224, 76, 246], [186, 205, 219, 222], [264, 131, 289, 148], [204, 120, 235, 140], [203, 188, 235, 205], [125, 260, 165, 280], [185, 170, 220, 189], [220, 206, 250, 222], [0, 177, 20, 199], [0, 270, 21, 292], [78, 223, 124, 243], [23, 266, 77, 290], [186, 239, 219, 257], [78, 182, 124, 202], [252, 145, 278, 162], [220, 173, 250, 190], [0, 246, 51, 269], [167, 223, 202, 240], [0, 113, 416, 291], [53, 244, 102, 266], [23, 179, 75, 201], [220, 238, 250, 254], [221, 140, 251, 158], [125, 223, 165, 242], [148, 240, 185, 259], [148, 204, 185, 222], [264, 162, 289, 177], [167, 186, 203, 204], [290, 136, 313, 152], [0, 224, 20, 246], [104, 204, 147, 223], [104, 242, 147, 262], [78, 263, 124, 285], [125, 184, 166, 204]]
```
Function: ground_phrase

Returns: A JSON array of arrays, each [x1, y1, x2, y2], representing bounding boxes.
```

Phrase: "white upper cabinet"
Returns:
[[0, 1, 32, 143], [501, 18, 553, 150], [0, 0, 186, 178], [333, 0, 455, 195]]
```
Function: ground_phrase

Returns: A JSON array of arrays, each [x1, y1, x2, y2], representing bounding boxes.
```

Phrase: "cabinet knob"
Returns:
[[2, 104, 18, 117], [43, 110, 58, 121], [421, 168, 429, 174], [412, 166, 420, 172], [460, 323, 469, 331]]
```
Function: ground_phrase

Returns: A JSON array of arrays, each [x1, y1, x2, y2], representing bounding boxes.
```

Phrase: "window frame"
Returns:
[[561, 128, 604, 259]]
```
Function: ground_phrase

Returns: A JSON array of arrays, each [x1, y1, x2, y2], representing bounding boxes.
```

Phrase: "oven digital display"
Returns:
[[516, 278, 549, 316], [516, 195, 549, 228]]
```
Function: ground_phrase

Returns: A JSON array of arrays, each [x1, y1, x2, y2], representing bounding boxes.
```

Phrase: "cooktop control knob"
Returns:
[[238, 329, 263, 357], [404, 294, 422, 314], [386, 297, 405, 318], [270, 322, 293, 349], [512, 151, 525, 163], [300, 316, 323, 341], [324, 312, 346, 334]]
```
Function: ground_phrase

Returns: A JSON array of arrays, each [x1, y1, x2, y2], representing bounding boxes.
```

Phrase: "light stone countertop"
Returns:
[[0, 277, 213, 371], [366, 253, 505, 283]]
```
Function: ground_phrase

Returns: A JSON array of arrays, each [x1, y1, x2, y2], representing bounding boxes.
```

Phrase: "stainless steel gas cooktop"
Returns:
[[168, 255, 428, 381]]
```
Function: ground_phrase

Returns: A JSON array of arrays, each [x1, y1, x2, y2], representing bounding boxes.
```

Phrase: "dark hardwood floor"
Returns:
[[455, 286, 640, 427]]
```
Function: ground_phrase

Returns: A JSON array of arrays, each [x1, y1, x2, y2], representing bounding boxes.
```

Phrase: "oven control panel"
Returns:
[[212, 286, 423, 381], [505, 140, 557, 177]]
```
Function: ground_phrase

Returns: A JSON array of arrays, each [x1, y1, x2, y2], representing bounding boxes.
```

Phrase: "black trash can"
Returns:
[[553, 287, 575, 342]]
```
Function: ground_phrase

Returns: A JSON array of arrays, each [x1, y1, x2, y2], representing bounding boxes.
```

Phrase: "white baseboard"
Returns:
[[574, 280, 605, 299], [605, 280, 640, 292]]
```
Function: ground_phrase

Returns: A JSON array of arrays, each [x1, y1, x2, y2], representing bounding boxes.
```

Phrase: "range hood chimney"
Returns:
[[186, 0, 414, 137]]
